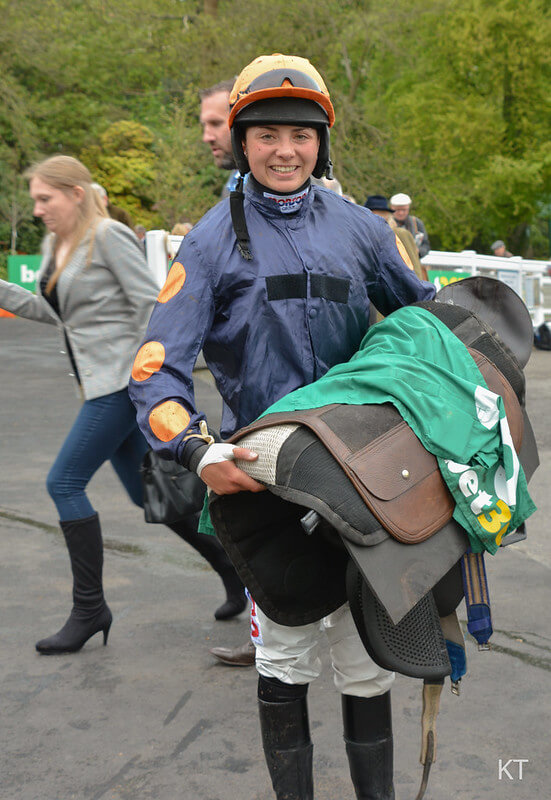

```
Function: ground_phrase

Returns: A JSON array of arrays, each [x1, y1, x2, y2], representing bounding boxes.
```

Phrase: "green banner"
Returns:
[[7, 254, 42, 291], [427, 269, 470, 291]]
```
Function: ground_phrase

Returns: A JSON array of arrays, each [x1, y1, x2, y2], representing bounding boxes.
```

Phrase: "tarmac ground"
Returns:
[[1, 318, 549, 800]]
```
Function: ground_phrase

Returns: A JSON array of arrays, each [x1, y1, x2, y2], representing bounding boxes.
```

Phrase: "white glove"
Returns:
[[196, 443, 238, 478]]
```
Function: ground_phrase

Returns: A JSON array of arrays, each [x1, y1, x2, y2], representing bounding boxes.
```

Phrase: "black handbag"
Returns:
[[140, 449, 206, 524]]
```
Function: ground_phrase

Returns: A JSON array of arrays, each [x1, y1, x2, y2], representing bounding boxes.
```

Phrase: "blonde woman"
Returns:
[[0, 156, 245, 655]]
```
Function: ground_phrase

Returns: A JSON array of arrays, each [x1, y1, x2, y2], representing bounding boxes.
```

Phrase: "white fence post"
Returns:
[[145, 230, 184, 289], [421, 250, 551, 322]]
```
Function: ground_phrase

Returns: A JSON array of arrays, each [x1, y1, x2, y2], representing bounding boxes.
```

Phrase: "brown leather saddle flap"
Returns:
[[345, 421, 454, 543], [231, 348, 523, 545]]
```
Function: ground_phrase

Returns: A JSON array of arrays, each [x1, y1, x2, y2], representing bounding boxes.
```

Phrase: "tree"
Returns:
[[362, 0, 551, 253], [1, 0, 550, 254], [81, 120, 162, 227], [0, 66, 39, 252]]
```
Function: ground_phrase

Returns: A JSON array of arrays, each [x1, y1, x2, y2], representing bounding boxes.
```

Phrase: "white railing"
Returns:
[[145, 230, 184, 288], [422, 250, 551, 323], [145, 230, 207, 367], [145, 235, 551, 324]]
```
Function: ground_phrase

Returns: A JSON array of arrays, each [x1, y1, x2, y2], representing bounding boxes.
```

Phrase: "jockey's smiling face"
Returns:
[[243, 125, 320, 193]]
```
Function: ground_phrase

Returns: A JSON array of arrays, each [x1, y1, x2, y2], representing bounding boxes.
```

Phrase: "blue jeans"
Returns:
[[46, 389, 149, 521]]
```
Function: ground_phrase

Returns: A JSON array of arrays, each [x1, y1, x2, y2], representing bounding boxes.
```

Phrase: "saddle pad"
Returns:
[[346, 560, 451, 680]]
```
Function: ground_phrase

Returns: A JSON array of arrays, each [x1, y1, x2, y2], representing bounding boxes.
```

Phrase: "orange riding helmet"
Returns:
[[228, 54, 335, 180]]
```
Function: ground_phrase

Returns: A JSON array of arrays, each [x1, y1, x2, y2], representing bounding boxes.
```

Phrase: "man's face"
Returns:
[[392, 204, 410, 222], [493, 245, 506, 257], [200, 91, 234, 170]]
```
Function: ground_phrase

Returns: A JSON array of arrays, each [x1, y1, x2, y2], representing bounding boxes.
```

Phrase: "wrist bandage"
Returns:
[[196, 443, 237, 478]]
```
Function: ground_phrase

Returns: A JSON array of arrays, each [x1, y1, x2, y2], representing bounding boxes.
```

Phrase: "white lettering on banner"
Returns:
[[469, 489, 493, 515], [20, 265, 38, 283], [456, 469, 493, 516], [498, 758, 529, 780], [496, 416, 520, 505]]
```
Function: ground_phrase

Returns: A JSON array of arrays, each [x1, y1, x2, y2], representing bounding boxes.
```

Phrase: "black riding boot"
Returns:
[[36, 513, 112, 654], [258, 676, 314, 800], [168, 513, 247, 620], [342, 692, 395, 800]]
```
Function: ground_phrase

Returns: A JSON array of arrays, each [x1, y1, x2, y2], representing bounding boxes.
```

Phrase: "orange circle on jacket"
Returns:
[[158, 261, 186, 303], [131, 341, 165, 382], [149, 401, 190, 442]]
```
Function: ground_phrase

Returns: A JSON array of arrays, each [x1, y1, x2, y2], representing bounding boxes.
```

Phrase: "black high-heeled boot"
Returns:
[[342, 691, 395, 800], [36, 513, 112, 654], [168, 514, 247, 620]]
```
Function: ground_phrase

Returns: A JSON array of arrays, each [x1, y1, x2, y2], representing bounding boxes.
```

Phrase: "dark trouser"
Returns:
[[46, 388, 147, 521], [45, 388, 245, 620]]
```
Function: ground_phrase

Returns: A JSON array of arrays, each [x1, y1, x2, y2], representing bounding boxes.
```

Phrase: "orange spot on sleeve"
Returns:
[[157, 261, 186, 303], [131, 341, 165, 382], [149, 401, 191, 442]]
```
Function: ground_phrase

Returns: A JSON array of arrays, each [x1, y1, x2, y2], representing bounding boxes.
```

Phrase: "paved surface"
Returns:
[[1, 318, 549, 800]]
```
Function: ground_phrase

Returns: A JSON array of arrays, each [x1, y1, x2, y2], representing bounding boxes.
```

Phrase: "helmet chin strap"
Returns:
[[230, 176, 253, 261], [230, 173, 317, 262]]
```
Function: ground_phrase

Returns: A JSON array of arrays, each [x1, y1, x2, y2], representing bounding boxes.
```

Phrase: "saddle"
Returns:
[[208, 278, 539, 799], [228, 348, 523, 547], [210, 288, 533, 631]]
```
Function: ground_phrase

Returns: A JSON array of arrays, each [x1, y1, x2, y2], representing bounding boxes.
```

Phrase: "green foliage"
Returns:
[[360, 0, 551, 254], [0, 55, 41, 252], [153, 88, 227, 227], [81, 120, 161, 227], [0, 251, 7, 281], [0, 0, 550, 257]]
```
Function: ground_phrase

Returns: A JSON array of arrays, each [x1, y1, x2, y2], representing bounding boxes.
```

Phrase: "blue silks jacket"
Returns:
[[129, 181, 435, 464]]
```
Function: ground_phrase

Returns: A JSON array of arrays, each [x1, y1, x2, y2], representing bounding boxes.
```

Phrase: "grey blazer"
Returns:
[[0, 219, 158, 399]]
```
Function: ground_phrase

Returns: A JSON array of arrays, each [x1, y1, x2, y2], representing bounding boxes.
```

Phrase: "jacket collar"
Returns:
[[245, 175, 314, 219]]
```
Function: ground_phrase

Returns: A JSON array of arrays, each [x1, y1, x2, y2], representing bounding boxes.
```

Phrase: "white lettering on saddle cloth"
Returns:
[[445, 460, 512, 543], [263, 188, 310, 214], [443, 385, 520, 546]]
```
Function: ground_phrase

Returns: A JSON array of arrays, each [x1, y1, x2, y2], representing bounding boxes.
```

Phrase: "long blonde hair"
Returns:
[[25, 155, 108, 294]]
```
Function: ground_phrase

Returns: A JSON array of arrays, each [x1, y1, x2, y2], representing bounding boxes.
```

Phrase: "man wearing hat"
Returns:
[[365, 195, 427, 281], [390, 192, 431, 258], [491, 240, 513, 258]]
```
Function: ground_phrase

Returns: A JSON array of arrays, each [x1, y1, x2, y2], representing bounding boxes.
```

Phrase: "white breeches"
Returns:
[[250, 596, 395, 698]]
